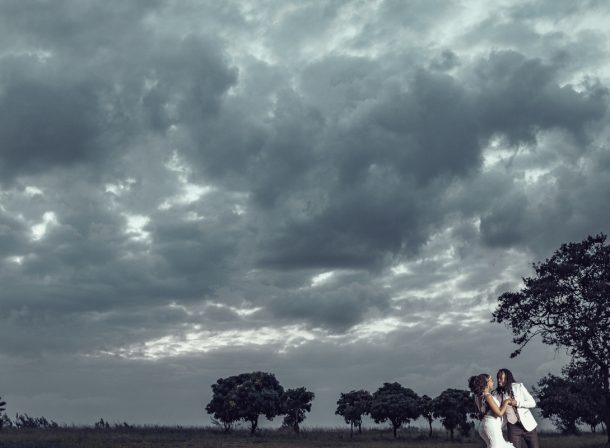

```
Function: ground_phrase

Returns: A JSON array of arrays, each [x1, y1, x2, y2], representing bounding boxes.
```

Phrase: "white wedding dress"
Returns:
[[475, 393, 516, 448]]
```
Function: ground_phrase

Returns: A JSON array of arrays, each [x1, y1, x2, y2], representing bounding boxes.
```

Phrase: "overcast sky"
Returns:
[[1, 0, 609, 429]]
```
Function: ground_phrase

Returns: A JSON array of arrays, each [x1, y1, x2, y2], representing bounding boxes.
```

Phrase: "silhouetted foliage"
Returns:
[[280, 387, 314, 433], [335, 390, 372, 437], [0, 396, 6, 431], [0, 414, 12, 429], [432, 389, 474, 441], [370, 382, 420, 438], [419, 394, 435, 438], [535, 374, 585, 434], [493, 233, 610, 443], [458, 419, 475, 438], [563, 359, 606, 433], [14, 413, 58, 429], [206, 371, 284, 435], [94, 418, 111, 429], [205, 375, 242, 432]]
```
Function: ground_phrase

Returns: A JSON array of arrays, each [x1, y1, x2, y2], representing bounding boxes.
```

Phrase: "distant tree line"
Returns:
[[335, 384, 475, 440]]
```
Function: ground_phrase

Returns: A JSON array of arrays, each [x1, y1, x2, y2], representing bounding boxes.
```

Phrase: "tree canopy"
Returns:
[[280, 387, 315, 433], [335, 389, 372, 437], [432, 388, 474, 441], [205, 371, 284, 434], [370, 382, 420, 438]]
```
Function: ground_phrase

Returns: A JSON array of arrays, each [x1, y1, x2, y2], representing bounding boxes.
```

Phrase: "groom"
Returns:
[[494, 368, 539, 448]]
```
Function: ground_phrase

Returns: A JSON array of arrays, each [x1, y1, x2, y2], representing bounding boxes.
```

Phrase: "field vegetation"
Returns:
[[0, 426, 608, 448]]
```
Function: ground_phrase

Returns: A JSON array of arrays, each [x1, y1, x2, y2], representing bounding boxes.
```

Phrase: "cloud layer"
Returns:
[[0, 0, 609, 426]]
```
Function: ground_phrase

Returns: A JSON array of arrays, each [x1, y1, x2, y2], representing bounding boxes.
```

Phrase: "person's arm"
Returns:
[[485, 393, 510, 417], [513, 384, 536, 409]]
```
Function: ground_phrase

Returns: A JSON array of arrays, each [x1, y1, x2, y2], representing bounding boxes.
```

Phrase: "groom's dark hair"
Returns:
[[496, 368, 516, 397]]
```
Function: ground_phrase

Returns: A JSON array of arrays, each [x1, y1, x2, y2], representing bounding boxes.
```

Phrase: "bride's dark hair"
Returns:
[[468, 373, 489, 396]]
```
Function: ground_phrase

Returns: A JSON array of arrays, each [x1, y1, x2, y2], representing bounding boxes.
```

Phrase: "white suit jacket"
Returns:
[[493, 383, 538, 432]]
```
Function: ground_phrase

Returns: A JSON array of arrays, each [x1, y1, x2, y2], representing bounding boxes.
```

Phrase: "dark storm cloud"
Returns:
[[244, 50, 606, 271], [0, 57, 125, 182], [0, 0, 237, 183], [472, 50, 608, 145]]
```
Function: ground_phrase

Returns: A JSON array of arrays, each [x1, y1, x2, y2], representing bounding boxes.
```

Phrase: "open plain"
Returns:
[[0, 428, 607, 448]]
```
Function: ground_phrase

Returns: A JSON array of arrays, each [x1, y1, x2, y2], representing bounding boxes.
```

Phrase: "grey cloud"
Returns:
[[0, 57, 125, 183], [268, 283, 391, 331], [472, 50, 608, 145], [480, 189, 529, 247], [507, 0, 609, 21]]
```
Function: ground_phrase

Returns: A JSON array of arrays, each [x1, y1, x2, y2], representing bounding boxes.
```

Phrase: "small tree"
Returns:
[[370, 382, 420, 438], [280, 387, 315, 433], [432, 389, 474, 441], [493, 234, 610, 443], [94, 418, 111, 429], [563, 359, 606, 433], [335, 390, 372, 437], [13, 413, 58, 429], [419, 394, 435, 438], [0, 414, 12, 429], [534, 374, 584, 434]]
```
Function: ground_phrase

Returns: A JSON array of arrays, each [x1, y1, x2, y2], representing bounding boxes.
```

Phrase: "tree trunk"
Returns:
[[602, 365, 610, 445], [393, 424, 397, 438], [358, 422, 362, 434], [350, 421, 353, 438], [249, 417, 258, 435], [450, 428, 454, 441], [293, 409, 299, 433], [605, 392, 610, 445], [428, 420, 432, 438]]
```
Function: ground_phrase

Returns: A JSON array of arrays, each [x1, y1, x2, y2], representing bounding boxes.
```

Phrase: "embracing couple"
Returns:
[[468, 369, 539, 448]]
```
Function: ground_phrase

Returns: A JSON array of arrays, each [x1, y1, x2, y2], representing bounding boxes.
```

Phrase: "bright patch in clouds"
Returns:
[[99, 325, 317, 359], [123, 213, 151, 242], [311, 271, 334, 287], [31, 211, 58, 241]]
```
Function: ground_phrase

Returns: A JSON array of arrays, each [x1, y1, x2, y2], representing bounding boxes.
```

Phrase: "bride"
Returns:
[[468, 373, 515, 448]]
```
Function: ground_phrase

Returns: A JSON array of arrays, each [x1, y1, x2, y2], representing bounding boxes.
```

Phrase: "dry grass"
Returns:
[[0, 427, 607, 448]]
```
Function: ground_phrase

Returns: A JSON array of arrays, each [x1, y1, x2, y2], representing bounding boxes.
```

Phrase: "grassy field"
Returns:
[[0, 427, 607, 448]]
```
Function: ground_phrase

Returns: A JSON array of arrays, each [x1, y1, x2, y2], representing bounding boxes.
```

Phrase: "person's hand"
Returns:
[[510, 399, 518, 406]]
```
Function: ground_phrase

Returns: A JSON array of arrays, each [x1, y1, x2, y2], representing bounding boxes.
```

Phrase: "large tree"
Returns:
[[205, 371, 284, 434], [493, 233, 610, 443], [280, 387, 315, 433], [335, 390, 372, 437], [370, 382, 420, 438], [432, 389, 475, 441]]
